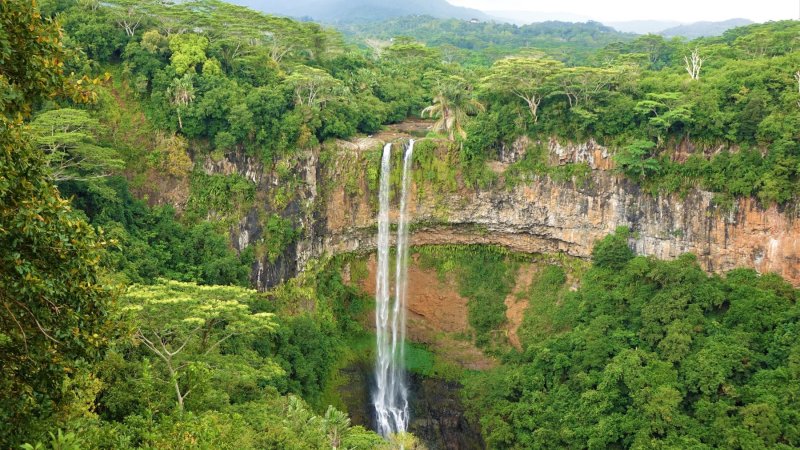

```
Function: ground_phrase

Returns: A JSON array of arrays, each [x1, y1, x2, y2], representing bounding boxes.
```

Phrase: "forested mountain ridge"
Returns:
[[659, 18, 755, 39], [230, 0, 491, 23], [608, 18, 753, 36], [2, 0, 800, 448], [340, 16, 635, 66]]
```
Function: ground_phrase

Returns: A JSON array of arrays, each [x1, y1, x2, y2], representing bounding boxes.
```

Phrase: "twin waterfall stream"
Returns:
[[373, 140, 414, 438]]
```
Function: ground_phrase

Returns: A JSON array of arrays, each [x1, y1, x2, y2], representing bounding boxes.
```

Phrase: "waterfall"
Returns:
[[374, 143, 394, 437], [373, 140, 414, 438]]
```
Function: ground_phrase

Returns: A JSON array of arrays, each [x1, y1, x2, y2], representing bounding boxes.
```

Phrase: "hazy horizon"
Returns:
[[447, 0, 797, 23]]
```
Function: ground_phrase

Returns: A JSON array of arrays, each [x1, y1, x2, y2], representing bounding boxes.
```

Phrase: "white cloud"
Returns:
[[449, 0, 797, 23]]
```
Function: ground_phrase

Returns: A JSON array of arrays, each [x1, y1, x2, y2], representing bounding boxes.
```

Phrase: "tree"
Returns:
[[389, 432, 429, 449], [631, 34, 677, 68], [481, 56, 563, 123], [324, 405, 351, 450], [795, 70, 800, 108], [556, 66, 622, 108], [421, 75, 484, 140], [123, 280, 277, 411], [734, 30, 771, 58], [30, 108, 124, 182], [167, 74, 195, 130], [0, 2, 113, 446], [107, 0, 149, 37], [614, 139, 661, 179], [285, 65, 343, 109], [684, 47, 703, 80], [382, 38, 440, 68], [151, 132, 192, 177], [634, 92, 692, 142], [591, 227, 634, 269], [169, 33, 208, 75]]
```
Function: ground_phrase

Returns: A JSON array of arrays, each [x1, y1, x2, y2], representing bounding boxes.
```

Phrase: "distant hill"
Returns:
[[605, 20, 682, 34], [486, 10, 589, 25], [659, 18, 753, 38], [229, 0, 490, 23], [341, 16, 634, 66]]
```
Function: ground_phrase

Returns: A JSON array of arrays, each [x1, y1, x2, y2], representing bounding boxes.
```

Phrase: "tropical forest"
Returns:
[[1, 0, 800, 448]]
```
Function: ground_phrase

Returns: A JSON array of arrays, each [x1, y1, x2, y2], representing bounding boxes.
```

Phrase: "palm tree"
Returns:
[[323, 405, 351, 450], [167, 74, 195, 130], [421, 76, 484, 140]]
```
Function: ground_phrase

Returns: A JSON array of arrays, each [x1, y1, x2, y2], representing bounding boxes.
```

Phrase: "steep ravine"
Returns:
[[205, 135, 800, 289]]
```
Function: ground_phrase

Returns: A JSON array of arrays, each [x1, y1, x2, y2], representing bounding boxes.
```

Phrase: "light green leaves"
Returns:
[[30, 108, 124, 182], [169, 33, 209, 76], [122, 280, 276, 410], [481, 56, 564, 123]]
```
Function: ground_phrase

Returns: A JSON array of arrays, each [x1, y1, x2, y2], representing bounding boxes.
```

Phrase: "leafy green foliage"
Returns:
[[65, 276, 385, 449], [464, 233, 800, 449], [460, 21, 800, 205], [50, 0, 425, 163], [591, 226, 635, 270], [121, 280, 278, 411], [169, 34, 209, 76], [342, 17, 635, 66], [613, 139, 660, 179], [260, 214, 300, 264], [263, 315, 339, 406], [27, 395, 385, 449], [185, 172, 255, 224], [61, 177, 253, 286], [0, 2, 115, 447], [481, 56, 564, 124], [30, 108, 125, 182], [517, 265, 572, 347], [504, 143, 591, 188], [316, 260, 372, 335], [421, 75, 484, 140]]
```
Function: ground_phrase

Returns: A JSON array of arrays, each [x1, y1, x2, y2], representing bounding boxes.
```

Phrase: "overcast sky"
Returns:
[[447, 0, 798, 23]]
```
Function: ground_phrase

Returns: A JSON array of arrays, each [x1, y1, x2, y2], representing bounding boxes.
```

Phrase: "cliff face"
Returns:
[[207, 136, 800, 288]]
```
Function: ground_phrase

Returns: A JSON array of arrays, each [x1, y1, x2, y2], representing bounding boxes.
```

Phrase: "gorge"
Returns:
[[196, 129, 800, 448], [7, 2, 800, 448], [201, 130, 800, 292]]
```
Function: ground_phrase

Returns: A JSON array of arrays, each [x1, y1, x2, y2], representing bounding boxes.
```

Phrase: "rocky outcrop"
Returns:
[[209, 134, 800, 288], [321, 141, 800, 286], [407, 374, 485, 450], [203, 149, 327, 290]]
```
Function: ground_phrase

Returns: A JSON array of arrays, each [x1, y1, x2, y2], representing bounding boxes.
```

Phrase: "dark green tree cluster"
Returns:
[[464, 229, 800, 449], [42, 0, 448, 163], [463, 22, 800, 204], [1, 8, 379, 445], [0, 1, 114, 446], [60, 177, 253, 286], [342, 16, 635, 66], [37, 279, 384, 449]]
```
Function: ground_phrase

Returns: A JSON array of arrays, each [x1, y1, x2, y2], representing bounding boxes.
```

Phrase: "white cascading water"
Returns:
[[373, 140, 415, 438]]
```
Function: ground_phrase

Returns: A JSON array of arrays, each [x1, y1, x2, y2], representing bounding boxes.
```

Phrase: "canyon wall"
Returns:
[[206, 136, 800, 289]]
